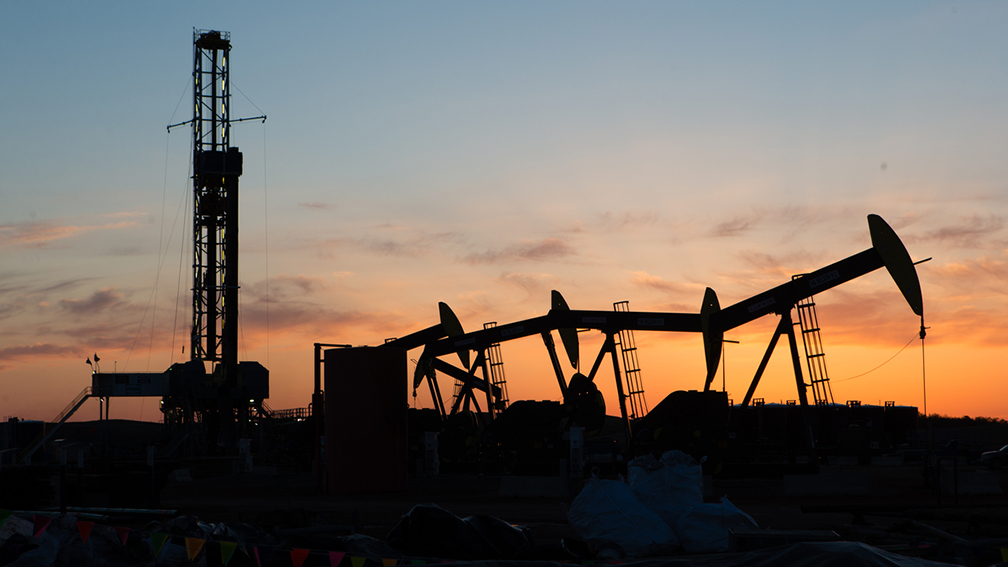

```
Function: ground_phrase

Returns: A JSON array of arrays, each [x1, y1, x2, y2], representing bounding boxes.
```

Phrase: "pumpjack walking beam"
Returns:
[[703, 214, 924, 389], [418, 302, 701, 439], [701, 214, 926, 454]]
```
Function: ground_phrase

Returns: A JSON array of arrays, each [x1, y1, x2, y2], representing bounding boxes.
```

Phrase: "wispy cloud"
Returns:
[[0, 220, 136, 249], [464, 238, 574, 264], [244, 274, 328, 302], [103, 211, 148, 219], [596, 210, 660, 232], [932, 255, 1008, 298], [299, 202, 335, 210], [59, 287, 130, 315], [0, 343, 81, 370], [498, 272, 558, 296], [40, 279, 94, 294], [314, 229, 460, 259], [918, 214, 1004, 249], [630, 271, 688, 294], [710, 212, 764, 238]]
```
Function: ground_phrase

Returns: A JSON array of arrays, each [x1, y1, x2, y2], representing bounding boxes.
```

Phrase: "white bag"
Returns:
[[676, 496, 758, 553], [628, 450, 703, 529], [566, 476, 678, 556]]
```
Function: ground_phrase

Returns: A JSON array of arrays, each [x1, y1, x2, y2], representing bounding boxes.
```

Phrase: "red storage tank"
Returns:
[[324, 346, 407, 492]]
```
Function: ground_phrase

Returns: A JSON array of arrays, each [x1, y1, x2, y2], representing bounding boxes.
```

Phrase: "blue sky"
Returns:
[[2, 2, 1007, 420]]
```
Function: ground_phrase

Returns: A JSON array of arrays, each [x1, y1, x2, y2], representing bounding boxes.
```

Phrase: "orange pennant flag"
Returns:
[[151, 533, 169, 557], [291, 548, 310, 567], [114, 526, 130, 546], [76, 521, 94, 543], [185, 537, 205, 561], [220, 541, 238, 566], [383, 559, 397, 567], [351, 557, 366, 567], [329, 551, 345, 567]]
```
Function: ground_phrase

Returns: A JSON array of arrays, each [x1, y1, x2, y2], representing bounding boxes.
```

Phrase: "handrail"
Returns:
[[15, 386, 93, 464], [53, 386, 92, 424]]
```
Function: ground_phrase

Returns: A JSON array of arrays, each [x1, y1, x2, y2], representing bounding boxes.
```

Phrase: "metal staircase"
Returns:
[[793, 279, 835, 405], [483, 321, 510, 414], [16, 386, 93, 464], [613, 301, 647, 420]]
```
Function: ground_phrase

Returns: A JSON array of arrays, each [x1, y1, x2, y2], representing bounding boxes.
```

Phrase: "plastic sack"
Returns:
[[628, 450, 702, 529], [675, 496, 758, 553], [566, 477, 677, 557], [387, 503, 532, 560]]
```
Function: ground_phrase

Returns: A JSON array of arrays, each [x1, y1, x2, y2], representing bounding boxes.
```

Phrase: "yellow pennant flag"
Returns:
[[351, 556, 366, 567], [220, 541, 238, 566], [185, 537, 205, 561], [151, 533, 169, 557]]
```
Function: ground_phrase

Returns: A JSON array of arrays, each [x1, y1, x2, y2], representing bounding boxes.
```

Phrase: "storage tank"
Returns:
[[324, 346, 407, 492]]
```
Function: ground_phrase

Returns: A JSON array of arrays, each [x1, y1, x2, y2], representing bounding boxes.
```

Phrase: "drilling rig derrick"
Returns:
[[160, 29, 268, 453]]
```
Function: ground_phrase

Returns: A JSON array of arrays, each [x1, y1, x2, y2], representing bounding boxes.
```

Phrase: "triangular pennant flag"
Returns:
[[76, 520, 94, 543], [221, 541, 238, 566], [351, 557, 366, 567], [185, 537, 205, 561], [259, 545, 276, 566], [254, 547, 262, 567], [411, 561, 426, 566], [1001, 547, 1008, 562], [114, 526, 130, 546], [33, 515, 51, 539], [291, 548, 310, 567], [329, 551, 346, 567], [382, 559, 397, 567], [0, 510, 12, 528], [151, 533, 169, 557]]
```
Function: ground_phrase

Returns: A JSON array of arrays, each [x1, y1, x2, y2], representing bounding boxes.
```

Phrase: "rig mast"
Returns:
[[191, 29, 241, 375]]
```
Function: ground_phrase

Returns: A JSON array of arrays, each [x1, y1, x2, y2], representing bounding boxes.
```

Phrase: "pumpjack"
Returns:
[[330, 214, 925, 456]]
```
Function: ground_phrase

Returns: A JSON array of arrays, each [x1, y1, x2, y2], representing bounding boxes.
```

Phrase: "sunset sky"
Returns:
[[2, 2, 1007, 423]]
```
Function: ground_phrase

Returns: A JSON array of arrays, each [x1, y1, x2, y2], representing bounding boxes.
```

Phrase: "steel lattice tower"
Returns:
[[190, 29, 241, 374]]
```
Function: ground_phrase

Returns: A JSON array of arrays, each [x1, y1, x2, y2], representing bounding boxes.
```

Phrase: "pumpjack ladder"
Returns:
[[614, 301, 648, 420], [483, 322, 510, 415], [793, 277, 835, 405]]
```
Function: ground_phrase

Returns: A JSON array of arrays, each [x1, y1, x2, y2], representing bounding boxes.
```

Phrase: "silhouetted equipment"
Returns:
[[482, 322, 510, 415], [325, 346, 407, 492], [701, 214, 925, 454], [614, 300, 647, 421], [378, 291, 701, 443], [319, 214, 926, 473], [794, 284, 835, 406], [160, 29, 269, 453]]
